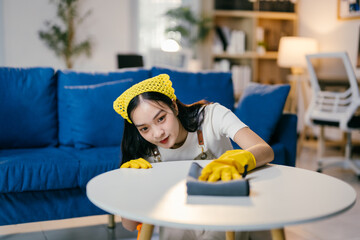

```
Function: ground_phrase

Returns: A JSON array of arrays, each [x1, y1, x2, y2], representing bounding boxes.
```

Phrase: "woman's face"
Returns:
[[130, 98, 186, 149]]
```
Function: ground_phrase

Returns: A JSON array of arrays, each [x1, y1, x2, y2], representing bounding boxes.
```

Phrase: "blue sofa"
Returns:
[[0, 66, 297, 226]]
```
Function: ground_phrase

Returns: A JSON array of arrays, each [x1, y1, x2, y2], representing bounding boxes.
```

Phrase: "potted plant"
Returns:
[[38, 0, 92, 69], [164, 6, 212, 70]]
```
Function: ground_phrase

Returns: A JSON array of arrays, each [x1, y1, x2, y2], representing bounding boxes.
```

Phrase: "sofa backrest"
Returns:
[[151, 67, 235, 111], [57, 68, 151, 149], [1, 66, 239, 150], [57, 67, 235, 149], [0, 67, 57, 149]]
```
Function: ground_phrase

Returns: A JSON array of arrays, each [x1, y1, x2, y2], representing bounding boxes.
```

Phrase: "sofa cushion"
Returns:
[[0, 188, 107, 226], [270, 143, 287, 166], [234, 83, 290, 142], [151, 67, 235, 111], [0, 148, 79, 193], [63, 79, 133, 149], [63, 146, 121, 187], [57, 68, 151, 146], [0, 67, 57, 148], [270, 113, 298, 167]]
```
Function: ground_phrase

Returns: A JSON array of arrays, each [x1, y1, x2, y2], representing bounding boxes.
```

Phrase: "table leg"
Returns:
[[271, 228, 286, 240], [226, 231, 235, 240], [107, 214, 115, 229], [138, 223, 154, 240]]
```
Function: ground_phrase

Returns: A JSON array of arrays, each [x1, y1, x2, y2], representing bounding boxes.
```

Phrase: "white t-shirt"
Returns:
[[147, 103, 247, 162], [146, 103, 250, 239]]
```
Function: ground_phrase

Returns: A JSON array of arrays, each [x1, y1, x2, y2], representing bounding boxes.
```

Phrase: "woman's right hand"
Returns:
[[198, 150, 256, 182], [120, 158, 152, 169]]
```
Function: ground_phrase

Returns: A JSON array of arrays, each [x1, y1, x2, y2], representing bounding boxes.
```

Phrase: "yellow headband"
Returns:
[[113, 74, 176, 124]]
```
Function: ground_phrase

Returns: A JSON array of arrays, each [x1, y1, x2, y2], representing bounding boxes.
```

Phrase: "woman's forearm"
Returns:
[[233, 127, 274, 167], [246, 143, 274, 167]]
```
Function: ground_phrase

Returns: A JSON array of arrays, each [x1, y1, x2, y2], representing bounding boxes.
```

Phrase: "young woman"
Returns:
[[113, 73, 274, 240]]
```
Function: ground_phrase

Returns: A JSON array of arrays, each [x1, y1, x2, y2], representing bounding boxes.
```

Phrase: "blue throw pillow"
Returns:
[[0, 67, 57, 148], [57, 68, 151, 146], [151, 67, 234, 111], [63, 79, 134, 149], [234, 83, 290, 143]]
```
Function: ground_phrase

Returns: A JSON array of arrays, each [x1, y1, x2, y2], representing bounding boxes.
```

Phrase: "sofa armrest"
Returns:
[[269, 113, 298, 167]]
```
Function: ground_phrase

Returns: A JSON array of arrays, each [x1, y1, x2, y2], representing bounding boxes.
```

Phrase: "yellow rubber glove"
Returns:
[[200, 162, 241, 182], [199, 150, 256, 182], [120, 158, 152, 169]]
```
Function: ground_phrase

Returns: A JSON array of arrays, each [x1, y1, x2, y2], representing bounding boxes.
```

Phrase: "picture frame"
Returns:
[[338, 0, 360, 20]]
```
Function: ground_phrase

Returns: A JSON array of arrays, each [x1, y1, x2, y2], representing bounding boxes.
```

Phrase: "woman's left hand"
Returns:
[[120, 158, 152, 169]]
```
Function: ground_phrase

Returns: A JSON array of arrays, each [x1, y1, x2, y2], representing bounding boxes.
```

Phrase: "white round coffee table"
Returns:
[[87, 161, 356, 240]]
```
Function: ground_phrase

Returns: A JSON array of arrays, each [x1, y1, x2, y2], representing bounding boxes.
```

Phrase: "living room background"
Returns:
[[0, 0, 359, 77]]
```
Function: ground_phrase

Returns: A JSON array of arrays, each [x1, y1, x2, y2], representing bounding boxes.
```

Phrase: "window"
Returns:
[[137, 0, 182, 55]]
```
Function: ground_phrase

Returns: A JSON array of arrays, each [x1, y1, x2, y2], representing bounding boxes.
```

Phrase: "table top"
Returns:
[[86, 161, 356, 231]]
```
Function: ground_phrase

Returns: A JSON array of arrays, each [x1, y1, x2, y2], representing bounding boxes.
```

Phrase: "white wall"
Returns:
[[1, 0, 359, 73], [0, 0, 5, 65], [299, 0, 360, 76], [1, 0, 134, 71], [298, 0, 360, 140]]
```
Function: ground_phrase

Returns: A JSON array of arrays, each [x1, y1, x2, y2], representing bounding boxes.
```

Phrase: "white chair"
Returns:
[[305, 52, 360, 179]]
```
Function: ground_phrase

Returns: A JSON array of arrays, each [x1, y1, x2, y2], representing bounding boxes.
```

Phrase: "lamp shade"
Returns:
[[277, 37, 318, 69]]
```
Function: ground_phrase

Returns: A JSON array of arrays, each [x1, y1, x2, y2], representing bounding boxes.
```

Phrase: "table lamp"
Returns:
[[278, 37, 318, 156], [277, 36, 318, 113], [161, 38, 181, 52]]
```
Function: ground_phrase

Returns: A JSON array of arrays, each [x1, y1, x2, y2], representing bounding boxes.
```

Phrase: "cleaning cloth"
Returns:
[[186, 162, 250, 196]]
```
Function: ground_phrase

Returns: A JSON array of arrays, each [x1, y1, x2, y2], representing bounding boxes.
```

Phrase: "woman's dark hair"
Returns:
[[121, 92, 209, 164]]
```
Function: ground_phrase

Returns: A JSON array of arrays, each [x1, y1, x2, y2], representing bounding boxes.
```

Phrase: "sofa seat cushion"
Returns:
[[0, 188, 106, 225], [0, 67, 57, 149], [60, 146, 121, 187], [0, 148, 79, 193], [57, 68, 151, 147], [0, 147, 121, 193], [151, 67, 235, 111]]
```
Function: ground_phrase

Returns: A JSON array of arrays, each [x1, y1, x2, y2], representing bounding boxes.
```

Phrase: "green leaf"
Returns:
[[38, 0, 92, 68], [163, 5, 212, 47]]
